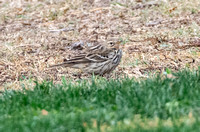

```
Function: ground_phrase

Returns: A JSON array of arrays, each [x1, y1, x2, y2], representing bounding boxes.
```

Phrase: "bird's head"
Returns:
[[107, 39, 122, 50]]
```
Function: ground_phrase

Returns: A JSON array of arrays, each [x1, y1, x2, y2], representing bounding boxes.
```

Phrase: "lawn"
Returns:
[[0, 69, 200, 131], [1, 0, 200, 131]]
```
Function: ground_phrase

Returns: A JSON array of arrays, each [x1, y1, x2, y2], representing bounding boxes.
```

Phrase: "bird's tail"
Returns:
[[49, 62, 74, 68], [49, 58, 88, 69]]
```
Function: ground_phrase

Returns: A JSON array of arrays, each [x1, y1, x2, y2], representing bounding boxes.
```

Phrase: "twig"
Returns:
[[14, 44, 41, 48], [49, 28, 74, 33], [145, 20, 162, 26], [132, 1, 161, 10], [89, 7, 111, 12]]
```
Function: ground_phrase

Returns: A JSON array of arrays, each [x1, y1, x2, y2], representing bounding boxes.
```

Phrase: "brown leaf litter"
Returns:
[[0, 0, 200, 89]]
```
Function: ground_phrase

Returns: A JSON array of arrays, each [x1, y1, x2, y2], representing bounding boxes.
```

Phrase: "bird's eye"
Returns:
[[109, 42, 114, 46]]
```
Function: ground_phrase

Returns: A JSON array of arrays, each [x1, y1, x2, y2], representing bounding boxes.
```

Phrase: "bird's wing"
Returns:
[[49, 53, 109, 69]]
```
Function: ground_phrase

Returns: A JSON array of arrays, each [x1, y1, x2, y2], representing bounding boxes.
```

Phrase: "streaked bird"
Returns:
[[50, 40, 122, 75]]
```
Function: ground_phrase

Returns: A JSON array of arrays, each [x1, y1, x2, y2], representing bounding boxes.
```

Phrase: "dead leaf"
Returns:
[[169, 7, 177, 13], [41, 109, 48, 115]]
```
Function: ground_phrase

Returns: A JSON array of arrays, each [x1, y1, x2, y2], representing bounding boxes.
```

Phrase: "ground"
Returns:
[[0, 0, 200, 89]]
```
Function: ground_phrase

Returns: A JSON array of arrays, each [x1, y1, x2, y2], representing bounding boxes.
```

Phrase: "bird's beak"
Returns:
[[113, 41, 121, 49], [116, 40, 123, 46]]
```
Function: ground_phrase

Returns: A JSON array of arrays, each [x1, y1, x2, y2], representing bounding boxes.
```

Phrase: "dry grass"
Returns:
[[0, 0, 200, 89]]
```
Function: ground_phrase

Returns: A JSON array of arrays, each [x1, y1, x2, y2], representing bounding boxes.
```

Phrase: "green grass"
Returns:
[[1, 69, 200, 132]]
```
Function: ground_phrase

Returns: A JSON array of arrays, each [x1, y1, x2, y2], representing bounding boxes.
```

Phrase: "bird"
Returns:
[[71, 40, 120, 54], [50, 40, 122, 75]]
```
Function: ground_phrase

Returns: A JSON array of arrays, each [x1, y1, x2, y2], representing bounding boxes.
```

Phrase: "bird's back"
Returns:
[[50, 40, 122, 75]]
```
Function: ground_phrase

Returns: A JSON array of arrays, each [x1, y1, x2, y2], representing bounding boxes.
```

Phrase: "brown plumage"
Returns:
[[50, 40, 122, 75]]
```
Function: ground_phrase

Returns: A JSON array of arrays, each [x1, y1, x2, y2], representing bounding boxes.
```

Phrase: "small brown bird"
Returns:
[[50, 40, 122, 75]]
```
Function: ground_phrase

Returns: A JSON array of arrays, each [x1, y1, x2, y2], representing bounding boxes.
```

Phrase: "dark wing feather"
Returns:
[[49, 53, 109, 69]]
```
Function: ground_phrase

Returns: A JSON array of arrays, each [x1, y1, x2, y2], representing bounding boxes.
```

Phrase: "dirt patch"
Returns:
[[0, 0, 200, 88]]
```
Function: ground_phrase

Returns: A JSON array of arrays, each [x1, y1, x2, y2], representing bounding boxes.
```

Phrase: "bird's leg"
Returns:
[[103, 73, 112, 79], [72, 69, 83, 78]]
